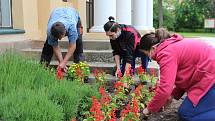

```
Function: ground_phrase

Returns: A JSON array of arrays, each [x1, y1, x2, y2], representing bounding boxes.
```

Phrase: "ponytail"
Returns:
[[103, 16, 120, 32], [155, 28, 171, 43], [140, 28, 171, 51]]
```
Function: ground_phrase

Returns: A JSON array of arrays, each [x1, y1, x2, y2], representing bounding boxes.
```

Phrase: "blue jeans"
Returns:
[[120, 48, 149, 75], [178, 84, 215, 121]]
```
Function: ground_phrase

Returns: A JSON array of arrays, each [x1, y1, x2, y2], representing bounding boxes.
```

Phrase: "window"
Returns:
[[0, 0, 12, 28]]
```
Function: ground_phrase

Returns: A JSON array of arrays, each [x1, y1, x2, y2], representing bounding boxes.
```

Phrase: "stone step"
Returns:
[[21, 48, 114, 63], [50, 61, 159, 76], [0, 39, 31, 53], [51, 61, 115, 74], [31, 39, 111, 50]]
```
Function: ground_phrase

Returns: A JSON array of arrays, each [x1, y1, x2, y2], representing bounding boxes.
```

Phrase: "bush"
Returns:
[[0, 52, 57, 96], [48, 81, 100, 120], [0, 52, 100, 121], [0, 89, 64, 121]]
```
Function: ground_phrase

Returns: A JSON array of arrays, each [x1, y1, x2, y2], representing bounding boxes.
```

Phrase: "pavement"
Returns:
[[198, 37, 215, 47]]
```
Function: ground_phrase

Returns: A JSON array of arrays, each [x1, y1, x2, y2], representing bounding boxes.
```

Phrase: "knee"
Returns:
[[178, 105, 191, 121]]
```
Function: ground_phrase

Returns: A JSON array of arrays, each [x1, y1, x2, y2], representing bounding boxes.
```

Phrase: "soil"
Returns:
[[145, 99, 183, 121]]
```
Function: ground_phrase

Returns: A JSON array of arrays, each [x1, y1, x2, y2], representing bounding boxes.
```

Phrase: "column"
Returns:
[[90, 0, 116, 32], [132, 0, 154, 31], [116, 0, 131, 25], [146, 0, 154, 30]]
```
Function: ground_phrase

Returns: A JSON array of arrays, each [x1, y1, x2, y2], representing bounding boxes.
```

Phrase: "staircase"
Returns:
[[21, 36, 159, 76]]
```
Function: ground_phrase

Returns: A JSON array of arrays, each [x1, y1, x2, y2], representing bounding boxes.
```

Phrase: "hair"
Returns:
[[51, 22, 66, 39], [103, 16, 120, 32], [140, 28, 171, 51]]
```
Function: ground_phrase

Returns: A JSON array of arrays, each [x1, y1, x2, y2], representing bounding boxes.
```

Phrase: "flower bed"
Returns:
[[0, 52, 100, 121], [68, 64, 158, 121]]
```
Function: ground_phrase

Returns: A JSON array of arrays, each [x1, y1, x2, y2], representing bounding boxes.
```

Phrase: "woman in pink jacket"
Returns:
[[140, 28, 215, 121]]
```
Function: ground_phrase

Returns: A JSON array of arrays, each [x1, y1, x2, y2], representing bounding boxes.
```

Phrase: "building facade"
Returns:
[[0, 0, 153, 41]]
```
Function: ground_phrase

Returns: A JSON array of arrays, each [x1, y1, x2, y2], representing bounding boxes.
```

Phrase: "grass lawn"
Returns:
[[177, 32, 215, 38]]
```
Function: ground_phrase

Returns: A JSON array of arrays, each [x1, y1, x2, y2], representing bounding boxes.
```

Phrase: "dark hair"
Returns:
[[103, 16, 120, 32], [140, 28, 171, 51], [51, 22, 66, 39]]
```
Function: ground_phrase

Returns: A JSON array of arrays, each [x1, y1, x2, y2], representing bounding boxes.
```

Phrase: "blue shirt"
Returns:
[[47, 7, 80, 46]]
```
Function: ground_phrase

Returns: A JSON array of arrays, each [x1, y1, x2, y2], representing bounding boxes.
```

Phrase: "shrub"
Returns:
[[48, 81, 100, 120], [0, 52, 100, 121], [0, 89, 64, 121], [0, 52, 57, 96]]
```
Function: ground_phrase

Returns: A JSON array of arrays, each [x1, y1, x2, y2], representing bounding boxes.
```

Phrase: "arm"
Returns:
[[172, 86, 185, 100], [47, 34, 64, 63], [110, 40, 121, 69], [124, 33, 135, 72], [53, 46, 64, 63], [114, 55, 121, 70], [147, 51, 178, 113], [59, 43, 76, 69]]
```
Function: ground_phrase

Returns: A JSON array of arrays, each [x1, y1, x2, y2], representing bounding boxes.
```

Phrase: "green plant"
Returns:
[[0, 52, 100, 121], [93, 69, 107, 86], [0, 51, 57, 96], [48, 81, 100, 120], [68, 62, 90, 82], [0, 89, 64, 121]]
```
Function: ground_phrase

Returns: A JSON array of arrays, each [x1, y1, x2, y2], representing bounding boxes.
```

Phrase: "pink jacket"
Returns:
[[147, 34, 215, 112]]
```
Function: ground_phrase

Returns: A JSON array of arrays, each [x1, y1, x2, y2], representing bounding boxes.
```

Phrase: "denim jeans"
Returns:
[[120, 46, 149, 75], [178, 84, 215, 121]]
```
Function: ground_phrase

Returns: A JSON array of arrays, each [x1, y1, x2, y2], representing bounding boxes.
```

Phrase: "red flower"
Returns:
[[99, 86, 105, 96], [76, 67, 83, 77], [93, 68, 98, 77], [150, 68, 156, 76], [134, 84, 143, 97], [114, 81, 124, 89], [117, 70, 123, 79], [71, 118, 76, 121], [90, 96, 104, 121], [132, 98, 139, 118], [137, 65, 145, 75], [99, 86, 111, 106], [120, 103, 130, 117], [57, 67, 63, 80], [109, 108, 116, 121]]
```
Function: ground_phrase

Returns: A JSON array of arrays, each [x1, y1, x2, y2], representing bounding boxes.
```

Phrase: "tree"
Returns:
[[154, 0, 177, 30], [158, 0, 163, 27], [174, 0, 214, 31]]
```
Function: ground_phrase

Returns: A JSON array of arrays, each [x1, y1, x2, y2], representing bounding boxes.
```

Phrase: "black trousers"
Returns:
[[40, 19, 84, 66]]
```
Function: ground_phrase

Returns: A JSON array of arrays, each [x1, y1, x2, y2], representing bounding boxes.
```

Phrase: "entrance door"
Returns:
[[86, 0, 94, 32]]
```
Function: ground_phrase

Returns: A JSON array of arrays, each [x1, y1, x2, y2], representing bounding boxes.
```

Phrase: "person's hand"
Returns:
[[143, 108, 150, 116], [58, 61, 67, 73], [164, 96, 173, 109], [115, 68, 122, 78], [142, 108, 151, 120], [63, 66, 68, 73]]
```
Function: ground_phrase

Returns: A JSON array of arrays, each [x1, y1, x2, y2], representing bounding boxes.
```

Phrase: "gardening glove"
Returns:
[[142, 108, 150, 119]]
